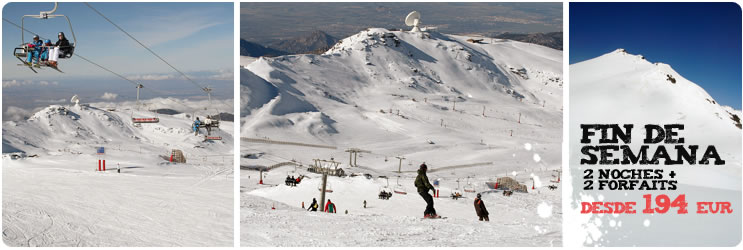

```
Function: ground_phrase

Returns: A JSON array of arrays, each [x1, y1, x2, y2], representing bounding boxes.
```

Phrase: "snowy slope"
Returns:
[[2, 98, 234, 246], [567, 49, 742, 246], [241, 28, 563, 246], [570, 49, 742, 190]]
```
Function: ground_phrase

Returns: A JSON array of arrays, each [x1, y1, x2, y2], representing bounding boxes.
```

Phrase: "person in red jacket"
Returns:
[[324, 199, 337, 213]]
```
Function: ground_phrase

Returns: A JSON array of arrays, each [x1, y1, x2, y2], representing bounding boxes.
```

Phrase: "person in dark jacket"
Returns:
[[414, 163, 438, 218], [307, 198, 318, 212], [474, 193, 489, 221], [48, 32, 71, 68]]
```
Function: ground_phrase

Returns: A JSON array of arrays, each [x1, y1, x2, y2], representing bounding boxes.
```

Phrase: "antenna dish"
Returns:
[[70, 94, 79, 105], [405, 11, 421, 32]]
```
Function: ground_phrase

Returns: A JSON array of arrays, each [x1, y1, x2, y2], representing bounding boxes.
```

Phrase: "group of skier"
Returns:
[[298, 162, 489, 221], [24, 32, 72, 68], [305, 198, 337, 213], [414, 163, 489, 220], [192, 116, 215, 136]]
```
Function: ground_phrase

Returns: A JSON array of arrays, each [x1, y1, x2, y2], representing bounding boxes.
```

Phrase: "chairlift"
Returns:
[[195, 86, 221, 136], [463, 176, 476, 193], [318, 182, 333, 193], [131, 84, 160, 124], [393, 176, 407, 195], [451, 178, 463, 199], [378, 177, 393, 200], [13, 2, 77, 73]]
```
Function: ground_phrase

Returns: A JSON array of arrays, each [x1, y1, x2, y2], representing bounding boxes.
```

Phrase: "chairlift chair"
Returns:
[[14, 2, 77, 73], [318, 182, 333, 193], [463, 176, 476, 193], [393, 176, 407, 195]]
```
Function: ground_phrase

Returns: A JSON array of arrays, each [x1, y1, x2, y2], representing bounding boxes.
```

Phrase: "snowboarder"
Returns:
[[414, 163, 439, 218], [325, 199, 337, 213], [48, 32, 71, 68], [302, 201, 305, 209], [363, 200, 367, 208], [117, 163, 121, 173], [193, 117, 202, 136], [307, 198, 318, 212], [474, 193, 489, 221]]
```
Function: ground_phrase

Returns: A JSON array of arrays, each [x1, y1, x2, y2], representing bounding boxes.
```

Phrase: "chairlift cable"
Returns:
[[83, 2, 208, 93]]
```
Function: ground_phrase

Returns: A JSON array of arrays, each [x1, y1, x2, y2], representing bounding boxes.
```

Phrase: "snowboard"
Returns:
[[422, 215, 446, 219]]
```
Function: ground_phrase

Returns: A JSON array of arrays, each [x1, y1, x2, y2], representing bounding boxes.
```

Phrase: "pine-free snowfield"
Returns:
[[240, 28, 563, 246], [3, 99, 234, 246]]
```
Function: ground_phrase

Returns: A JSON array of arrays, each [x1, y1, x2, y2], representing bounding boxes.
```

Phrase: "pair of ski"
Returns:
[[16, 57, 63, 73]]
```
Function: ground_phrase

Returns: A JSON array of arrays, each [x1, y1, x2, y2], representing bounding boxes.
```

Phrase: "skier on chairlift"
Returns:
[[193, 117, 202, 136], [47, 32, 71, 68], [25, 35, 43, 66], [204, 115, 213, 134]]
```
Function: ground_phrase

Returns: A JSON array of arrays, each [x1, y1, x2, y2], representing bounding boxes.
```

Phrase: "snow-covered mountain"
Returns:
[[570, 48, 741, 190], [2, 98, 234, 246], [241, 28, 563, 246], [567, 49, 742, 247]]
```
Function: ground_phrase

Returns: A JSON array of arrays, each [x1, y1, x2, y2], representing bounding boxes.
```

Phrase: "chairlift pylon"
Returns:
[[13, 2, 77, 73]]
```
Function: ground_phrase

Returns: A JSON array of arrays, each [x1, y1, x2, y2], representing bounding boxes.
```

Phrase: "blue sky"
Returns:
[[2, 2, 233, 118], [570, 2, 742, 109]]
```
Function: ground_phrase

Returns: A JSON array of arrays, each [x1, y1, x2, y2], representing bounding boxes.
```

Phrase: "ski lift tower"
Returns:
[[135, 83, 144, 109], [396, 156, 406, 173], [314, 158, 341, 209], [345, 148, 370, 167]]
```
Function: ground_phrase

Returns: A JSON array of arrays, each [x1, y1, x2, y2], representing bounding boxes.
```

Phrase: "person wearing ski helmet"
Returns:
[[25, 35, 43, 65], [474, 193, 489, 221], [193, 117, 202, 136], [308, 198, 319, 212], [40, 39, 52, 64], [414, 163, 438, 218], [48, 32, 71, 68]]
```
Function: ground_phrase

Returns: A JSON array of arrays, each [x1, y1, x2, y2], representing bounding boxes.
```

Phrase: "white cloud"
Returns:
[[2, 80, 58, 88], [128, 74, 176, 81], [34, 98, 67, 103], [4, 106, 32, 121], [128, 10, 224, 47], [101, 92, 119, 100], [38, 81, 58, 86], [208, 69, 234, 80]]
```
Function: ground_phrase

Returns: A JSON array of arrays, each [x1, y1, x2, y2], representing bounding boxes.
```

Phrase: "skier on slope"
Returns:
[[474, 193, 489, 221], [414, 163, 439, 218], [324, 199, 337, 213], [307, 198, 319, 212]]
